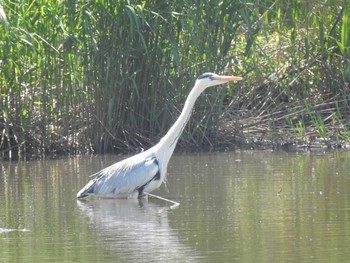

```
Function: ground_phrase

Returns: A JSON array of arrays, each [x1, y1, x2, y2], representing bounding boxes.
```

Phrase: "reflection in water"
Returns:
[[77, 199, 201, 262], [0, 227, 30, 233], [166, 151, 350, 262], [1, 152, 350, 262]]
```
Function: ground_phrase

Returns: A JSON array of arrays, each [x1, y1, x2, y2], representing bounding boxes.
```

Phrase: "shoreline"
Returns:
[[2, 132, 350, 161]]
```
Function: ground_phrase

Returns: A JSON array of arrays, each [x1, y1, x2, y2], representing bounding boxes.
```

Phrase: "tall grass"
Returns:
[[221, 0, 350, 147], [0, 0, 349, 159]]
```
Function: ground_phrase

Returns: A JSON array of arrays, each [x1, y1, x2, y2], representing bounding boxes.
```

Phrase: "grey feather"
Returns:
[[77, 153, 159, 198]]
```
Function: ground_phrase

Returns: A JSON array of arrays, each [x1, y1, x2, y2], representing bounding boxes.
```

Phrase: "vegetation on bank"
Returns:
[[0, 0, 349, 159]]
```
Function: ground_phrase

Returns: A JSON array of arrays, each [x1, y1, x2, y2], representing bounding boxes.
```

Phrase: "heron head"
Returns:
[[195, 72, 243, 90]]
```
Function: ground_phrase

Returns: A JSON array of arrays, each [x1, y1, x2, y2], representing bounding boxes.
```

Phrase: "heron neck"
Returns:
[[157, 84, 203, 155]]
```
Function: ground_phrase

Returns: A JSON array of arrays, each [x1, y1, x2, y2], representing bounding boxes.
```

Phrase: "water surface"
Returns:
[[1, 151, 350, 262]]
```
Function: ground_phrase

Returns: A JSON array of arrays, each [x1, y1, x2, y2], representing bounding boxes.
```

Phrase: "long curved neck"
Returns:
[[156, 83, 204, 155]]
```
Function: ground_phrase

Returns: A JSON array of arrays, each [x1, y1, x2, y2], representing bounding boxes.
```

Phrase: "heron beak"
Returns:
[[215, 75, 243, 82]]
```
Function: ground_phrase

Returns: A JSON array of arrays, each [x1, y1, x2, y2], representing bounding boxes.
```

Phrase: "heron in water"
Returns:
[[77, 73, 242, 199]]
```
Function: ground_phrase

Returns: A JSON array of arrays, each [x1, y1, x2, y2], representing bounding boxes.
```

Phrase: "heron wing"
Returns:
[[77, 153, 160, 198]]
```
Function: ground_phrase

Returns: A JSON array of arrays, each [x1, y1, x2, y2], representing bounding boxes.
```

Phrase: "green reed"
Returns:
[[0, 0, 349, 158]]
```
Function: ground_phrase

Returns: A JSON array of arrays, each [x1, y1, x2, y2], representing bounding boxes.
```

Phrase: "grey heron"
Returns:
[[77, 73, 242, 199]]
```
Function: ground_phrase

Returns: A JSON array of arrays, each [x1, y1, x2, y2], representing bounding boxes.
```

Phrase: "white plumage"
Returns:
[[77, 73, 242, 199]]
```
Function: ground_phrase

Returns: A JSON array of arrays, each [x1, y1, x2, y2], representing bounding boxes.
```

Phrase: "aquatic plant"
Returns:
[[0, 0, 349, 159]]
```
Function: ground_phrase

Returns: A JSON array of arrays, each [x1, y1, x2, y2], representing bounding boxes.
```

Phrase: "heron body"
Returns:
[[77, 73, 242, 199], [77, 151, 161, 198]]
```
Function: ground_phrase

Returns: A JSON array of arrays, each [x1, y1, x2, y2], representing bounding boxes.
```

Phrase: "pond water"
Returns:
[[1, 151, 350, 262]]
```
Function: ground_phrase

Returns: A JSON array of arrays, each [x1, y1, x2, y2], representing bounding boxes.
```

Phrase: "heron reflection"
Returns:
[[77, 199, 201, 262]]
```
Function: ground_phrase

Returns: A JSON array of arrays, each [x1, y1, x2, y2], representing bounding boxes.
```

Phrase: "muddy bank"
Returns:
[[1, 126, 350, 161]]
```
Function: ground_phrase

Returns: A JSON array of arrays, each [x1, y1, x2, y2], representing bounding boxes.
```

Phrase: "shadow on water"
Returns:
[[77, 198, 201, 262]]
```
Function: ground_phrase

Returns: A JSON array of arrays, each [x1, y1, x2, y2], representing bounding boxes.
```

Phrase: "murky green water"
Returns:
[[1, 151, 350, 262]]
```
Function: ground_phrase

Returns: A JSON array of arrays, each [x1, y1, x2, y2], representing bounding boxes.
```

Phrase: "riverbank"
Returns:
[[2, 117, 350, 161]]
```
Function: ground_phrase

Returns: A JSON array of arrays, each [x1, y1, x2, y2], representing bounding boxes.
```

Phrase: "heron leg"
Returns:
[[136, 171, 161, 198]]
